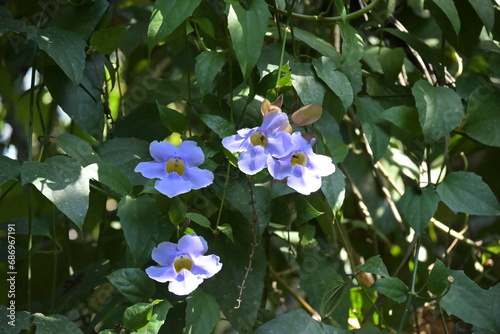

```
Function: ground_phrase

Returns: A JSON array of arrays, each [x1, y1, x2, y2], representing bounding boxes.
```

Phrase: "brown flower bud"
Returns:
[[291, 104, 323, 126]]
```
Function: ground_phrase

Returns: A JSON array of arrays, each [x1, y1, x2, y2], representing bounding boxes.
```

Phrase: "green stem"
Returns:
[[398, 236, 422, 333], [214, 164, 231, 233], [268, 0, 381, 23], [275, 0, 295, 89]]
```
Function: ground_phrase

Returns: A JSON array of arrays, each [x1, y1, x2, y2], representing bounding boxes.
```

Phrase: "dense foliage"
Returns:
[[1, 0, 499, 333]]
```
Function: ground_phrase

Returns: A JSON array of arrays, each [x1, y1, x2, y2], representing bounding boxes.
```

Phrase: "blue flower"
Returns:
[[222, 111, 292, 175], [145, 234, 222, 296], [135, 140, 214, 198], [267, 132, 335, 195]]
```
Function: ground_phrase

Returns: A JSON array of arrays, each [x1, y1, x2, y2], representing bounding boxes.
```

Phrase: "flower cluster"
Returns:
[[135, 140, 214, 198], [222, 100, 335, 195], [146, 234, 222, 295]]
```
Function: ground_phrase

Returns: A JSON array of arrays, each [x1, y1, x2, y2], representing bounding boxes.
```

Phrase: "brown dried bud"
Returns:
[[291, 104, 323, 126], [261, 98, 282, 116]]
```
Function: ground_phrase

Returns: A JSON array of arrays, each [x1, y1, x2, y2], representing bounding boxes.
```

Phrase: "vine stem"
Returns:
[[234, 177, 259, 309], [398, 236, 422, 333]]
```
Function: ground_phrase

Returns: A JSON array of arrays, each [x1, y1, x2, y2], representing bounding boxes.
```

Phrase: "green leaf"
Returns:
[[313, 57, 353, 110], [463, 86, 500, 147], [0, 7, 25, 34], [468, 0, 494, 33], [195, 51, 226, 95], [136, 300, 172, 334], [186, 212, 211, 228], [87, 163, 133, 197], [383, 28, 445, 82], [354, 97, 391, 162], [90, 26, 129, 55], [320, 279, 350, 319], [380, 105, 422, 136], [185, 290, 220, 334], [21, 156, 92, 229], [397, 186, 440, 235], [253, 309, 349, 334], [427, 259, 449, 296], [378, 47, 406, 85], [436, 171, 500, 215], [440, 269, 500, 332], [412, 80, 464, 143], [0, 307, 30, 334], [117, 196, 160, 266], [356, 255, 390, 278], [45, 56, 105, 140], [226, 0, 270, 79], [426, 0, 461, 36], [372, 277, 408, 303], [293, 27, 342, 65], [168, 197, 186, 225], [0, 156, 20, 186], [33, 313, 83, 334], [107, 268, 156, 304], [57, 133, 102, 167], [157, 101, 187, 134], [97, 137, 150, 186], [123, 302, 154, 330], [320, 168, 346, 212], [340, 22, 364, 67], [291, 62, 326, 105], [148, 0, 202, 53], [48, 0, 110, 40], [198, 114, 235, 138], [26, 26, 86, 85], [313, 111, 348, 163]]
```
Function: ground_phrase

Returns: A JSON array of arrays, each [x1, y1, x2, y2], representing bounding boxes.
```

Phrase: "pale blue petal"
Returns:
[[151, 242, 179, 266], [266, 131, 293, 158], [168, 269, 204, 295], [290, 132, 310, 150], [308, 153, 336, 177], [267, 155, 293, 180], [177, 141, 205, 167], [154, 173, 192, 198], [135, 161, 167, 179], [238, 146, 268, 175], [145, 265, 177, 283], [177, 234, 208, 256], [191, 254, 222, 278], [261, 111, 289, 133], [222, 128, 253, 152], [182, 168, 214, 190], [149, 141, 176, 162], [287, 165, 322, 195]]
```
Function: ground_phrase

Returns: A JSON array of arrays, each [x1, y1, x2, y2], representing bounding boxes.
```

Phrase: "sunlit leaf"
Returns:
[[293, 27, 342, 65], [372, 277, 408, 303], [397, 186, 440, 236], [291, 62, 326, 105], [195, 51, 226, 95], [313, 57, 353, 110], [467, 0, 494, 33], [107, 268, 156, 304], [357, 255, 390, 278], [186, 212, 211, 228], [426, 0, 461, 36], [340, 22, 364, 67], [198, 114, 235, 138], [427, 259, 449, 296], [157, 101, 187, 134], [463, 86, 500, 147]]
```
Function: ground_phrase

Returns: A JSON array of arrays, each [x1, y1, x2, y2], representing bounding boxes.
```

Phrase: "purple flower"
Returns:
[[145, 234, 222, 296], [267, 132, 335, 195], [222, 111, 292, 175], [135, 140, 214, 198]]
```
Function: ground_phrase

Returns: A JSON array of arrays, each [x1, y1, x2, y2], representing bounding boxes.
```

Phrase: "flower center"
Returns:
[[291, 152, 308, 167], [166, 158, 185, 176], [173, 254, 193, 273], [249, 131, 268, 147]]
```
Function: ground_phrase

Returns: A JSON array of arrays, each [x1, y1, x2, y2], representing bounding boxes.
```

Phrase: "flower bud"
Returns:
[[291, 104, 323, 126]]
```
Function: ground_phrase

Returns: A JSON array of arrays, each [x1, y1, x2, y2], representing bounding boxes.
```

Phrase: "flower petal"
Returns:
[[287, 165, 322, 195], [222, 128, 253, 152], [191, 254, 222, 278], [154, 173, 192, 198], [149, 141, 177, 162], [145, 265, 177, 283], [151, 242, 179, 266], [308, 153, 336, 177], [261, 111, 290, 133], [182, 168, 214, 190], [266, 131, 293, 158], [177, 234, 208, 256], [267, 155, 293, 180], [176, 141, 205, 167], [135, 161, 167, 179], [238, 146, 268, 175], [168, 269, 204, 295]]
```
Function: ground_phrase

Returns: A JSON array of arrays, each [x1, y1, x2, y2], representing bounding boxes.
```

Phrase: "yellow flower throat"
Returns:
[[174, 255, 193, 273], [250, 131, 267, 147], [291, 152, 307, 167], [166, 158, 185, 176]]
